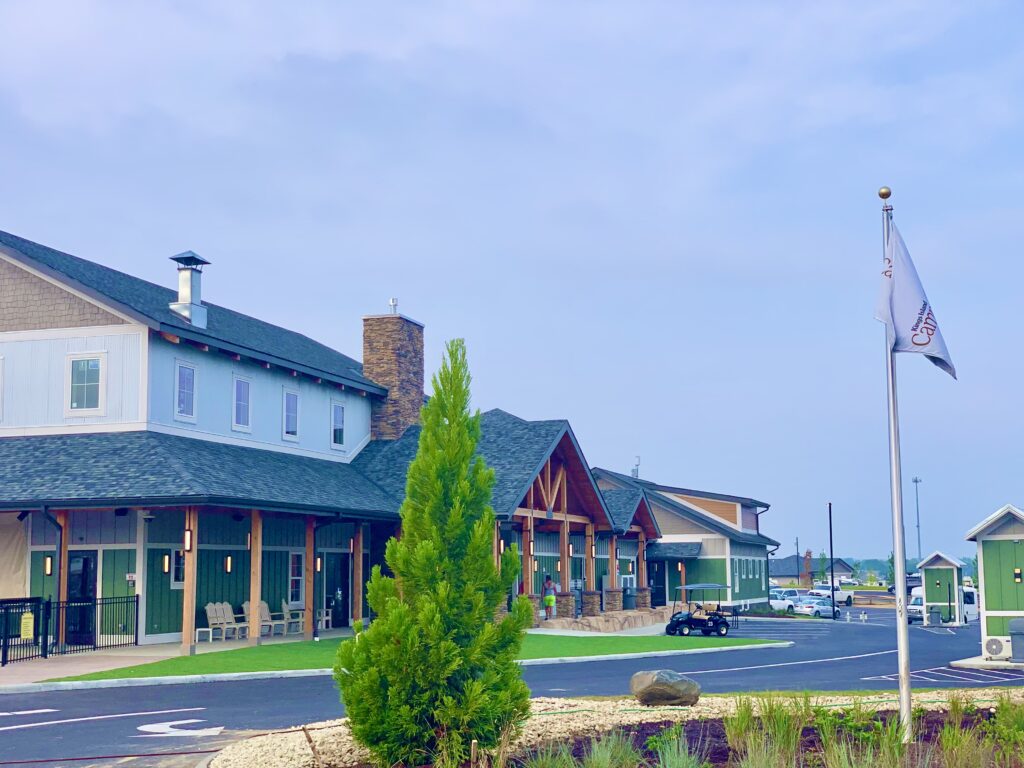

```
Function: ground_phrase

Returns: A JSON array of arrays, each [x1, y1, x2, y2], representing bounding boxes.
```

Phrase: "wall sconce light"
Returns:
[[247, 532, 252, 551], [1015, 568, 1022, 584], [163, 553, 171, 574], [677, 562, 683, 573], [628, 560, 634, 574], [568, 543, 574, 557], [556, 559, 561, 573], [529, 539, 535, 556], [499, 539, 505, 554], [348, 537, 354, 552], [183, 528, 193, 552], [44, 556, 53, 577], [591, 544, 596, 559], [935, 580, 941, 588], [225, 555, 233, 574], [615, 547, 621, 560], [533, 559, 539, 572], [316, 556, 322, 573]]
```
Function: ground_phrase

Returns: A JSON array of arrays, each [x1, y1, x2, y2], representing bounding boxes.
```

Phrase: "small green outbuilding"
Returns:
[[966, 504, 1024, 660], [915, 551, 964, 625]]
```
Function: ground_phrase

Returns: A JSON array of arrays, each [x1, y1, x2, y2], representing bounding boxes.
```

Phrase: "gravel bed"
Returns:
[[210, 688, 1024, 768]]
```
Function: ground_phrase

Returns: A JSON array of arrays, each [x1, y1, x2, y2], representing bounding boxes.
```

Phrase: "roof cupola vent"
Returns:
[[169, 251, 210, 329]]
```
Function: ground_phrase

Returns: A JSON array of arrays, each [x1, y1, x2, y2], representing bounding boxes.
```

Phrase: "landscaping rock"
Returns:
[[630, 669, 701, 706]]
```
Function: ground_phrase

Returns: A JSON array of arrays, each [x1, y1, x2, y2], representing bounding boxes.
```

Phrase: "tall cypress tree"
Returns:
[[335, 339, 532, 768]]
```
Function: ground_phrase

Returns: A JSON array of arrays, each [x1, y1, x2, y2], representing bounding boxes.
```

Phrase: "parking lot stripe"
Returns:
[[0, 708, 204, 733], [0, 709, 58, 717], [684, 648, 895, 675]]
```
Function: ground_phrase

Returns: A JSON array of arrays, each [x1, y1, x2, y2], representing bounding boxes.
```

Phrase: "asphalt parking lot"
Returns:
[[0, 608, 1014, 767]]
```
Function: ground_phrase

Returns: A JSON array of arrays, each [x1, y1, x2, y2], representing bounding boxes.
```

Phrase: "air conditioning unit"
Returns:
[[985, 637, 1006, 659]]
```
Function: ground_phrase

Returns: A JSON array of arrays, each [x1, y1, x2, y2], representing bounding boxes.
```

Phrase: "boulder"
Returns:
[[629, 669, 701, 706]]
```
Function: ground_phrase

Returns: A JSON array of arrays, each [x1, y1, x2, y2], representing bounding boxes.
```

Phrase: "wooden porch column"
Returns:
[[521, 520, 533, 594], [56, 510, 69, 648], [351, 525, 364, 626], [584, 523, 596, 591], [248, 510, 263, 645], [558, 521, 569, 589], [609, 534, 619, 587], [304, 516, 315, 639], [638, 531, 648, 585], [494, 521, 501, 569], [181, 506, 199, 656]]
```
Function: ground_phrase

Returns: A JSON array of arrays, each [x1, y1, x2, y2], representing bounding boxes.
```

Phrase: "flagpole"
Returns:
[[879, 185, 913, 741]]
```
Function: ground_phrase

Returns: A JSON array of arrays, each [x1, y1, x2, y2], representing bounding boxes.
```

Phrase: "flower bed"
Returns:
[[210, 689, 1024, 768]]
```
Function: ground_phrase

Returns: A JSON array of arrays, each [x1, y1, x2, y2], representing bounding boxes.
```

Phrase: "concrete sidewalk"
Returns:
[[0, 628, 354, 686]]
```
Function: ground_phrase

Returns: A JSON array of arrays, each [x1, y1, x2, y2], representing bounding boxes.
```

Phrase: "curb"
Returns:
[[0, 641, 791, 694]]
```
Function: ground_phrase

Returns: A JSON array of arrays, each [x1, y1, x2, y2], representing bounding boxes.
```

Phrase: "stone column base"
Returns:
[[605, 588, 624, 612], [527, 594, 542, 627], [582, 590, 601, 617], [636, 587, 652, 610], [556, 592, 575, 619]]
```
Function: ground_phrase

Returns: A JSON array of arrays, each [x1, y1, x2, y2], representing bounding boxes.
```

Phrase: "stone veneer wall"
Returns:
[[556, 592, 575, 620], [527, 594, 542, 627], [362, 314, 424, 440], [636, 587, 652, 610], [582, 590, 601, 617], [604, 588, 624, 612], [0, 257, 125, 332]]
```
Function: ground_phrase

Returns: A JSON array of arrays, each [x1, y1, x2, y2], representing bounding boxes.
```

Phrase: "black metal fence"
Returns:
[[0, 595, 138, 666]]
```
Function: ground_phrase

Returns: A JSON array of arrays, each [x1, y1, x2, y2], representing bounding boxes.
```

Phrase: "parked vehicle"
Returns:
[[793, 596, 841, 619], [773, 587, 803, 601], [962, 586, 978, 622], [887, 573, 922, 595], [839, 577, 860, 587], [808, 584, 853, 607], [768, 590, 795, 613], [907, 594, 924, 623], [666, 583, 731, 637]]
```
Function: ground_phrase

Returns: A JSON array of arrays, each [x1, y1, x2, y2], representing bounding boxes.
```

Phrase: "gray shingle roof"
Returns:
[[0, 431, 397, 517], [0, 231, 383, 394], [769, 554, 853, 577], [593, 467, 779, 548], [645, 541, 702, 560], [601, 488, 644, 532], [355, 409, 571, 518]]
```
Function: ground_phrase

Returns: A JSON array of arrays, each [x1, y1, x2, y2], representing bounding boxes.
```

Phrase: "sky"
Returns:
[[1, 2, 1022, 561]]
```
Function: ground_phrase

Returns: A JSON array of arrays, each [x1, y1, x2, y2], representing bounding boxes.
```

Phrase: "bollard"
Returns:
[[860, 611, 867, 623], [846, 611, 852, 623]]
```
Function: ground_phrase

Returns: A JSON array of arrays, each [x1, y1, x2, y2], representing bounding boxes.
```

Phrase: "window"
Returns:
[[171, 550, 186, 589], [67, 354, 105, 414], [175, 362, 197, 421], [232, 376, 251, 431], [964, 591, 976, 605], [283, 390, 299, 440], [288, 552, 304, 604], [331, 402, 345, 447]]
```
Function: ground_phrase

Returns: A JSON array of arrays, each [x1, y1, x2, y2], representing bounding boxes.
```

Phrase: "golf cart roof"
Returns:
[[676, 583, 727, 591]]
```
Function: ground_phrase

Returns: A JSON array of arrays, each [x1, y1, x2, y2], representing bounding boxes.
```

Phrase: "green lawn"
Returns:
[[53, 633, 771, 682]]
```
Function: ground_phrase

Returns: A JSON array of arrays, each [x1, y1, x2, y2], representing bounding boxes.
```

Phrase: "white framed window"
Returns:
[[283, 389, 299, 441], [232, 376, 252, 432], [170, 550, 186, 590], [288, 551, 304, 605], [65, 352, 106, 416], [330, 402, 345, 448], [175, 361, 197, 422]]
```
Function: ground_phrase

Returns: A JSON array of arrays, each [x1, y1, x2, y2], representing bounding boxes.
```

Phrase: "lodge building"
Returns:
[[0, 231, 778, 655]]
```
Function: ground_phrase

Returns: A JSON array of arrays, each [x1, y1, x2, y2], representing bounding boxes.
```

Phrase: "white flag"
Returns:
[[874, 222, 956, 379]]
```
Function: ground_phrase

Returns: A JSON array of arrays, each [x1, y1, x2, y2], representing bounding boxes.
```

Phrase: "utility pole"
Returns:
[[912, 477, 922, 563], [828, 502, 837, 620]]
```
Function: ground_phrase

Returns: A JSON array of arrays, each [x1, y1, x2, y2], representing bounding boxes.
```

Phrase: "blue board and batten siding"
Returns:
[[0, 327, 144, 429], [147, 337, 372, 460]]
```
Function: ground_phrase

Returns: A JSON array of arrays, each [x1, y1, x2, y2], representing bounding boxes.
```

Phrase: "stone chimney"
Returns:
[[169, 251, 210, 329], [362, 300, 424, 440]]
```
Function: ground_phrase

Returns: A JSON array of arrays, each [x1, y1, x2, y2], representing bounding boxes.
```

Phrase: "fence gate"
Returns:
[[0, 595, 139, 666]]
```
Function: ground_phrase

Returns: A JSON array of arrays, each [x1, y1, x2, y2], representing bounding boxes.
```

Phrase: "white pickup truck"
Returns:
[[808, 583, 853, 607]]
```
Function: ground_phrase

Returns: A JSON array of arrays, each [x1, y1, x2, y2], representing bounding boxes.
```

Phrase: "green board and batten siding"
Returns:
[[923, 566, 958, 622], [982, 539, 1024, 637]]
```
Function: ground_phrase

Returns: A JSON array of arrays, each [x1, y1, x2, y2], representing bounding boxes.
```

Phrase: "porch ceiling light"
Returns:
[[225, 555, 233, 574], [44, 556, 53, 577], [163, 553, 171, 574], [184, 528, 193, 552]]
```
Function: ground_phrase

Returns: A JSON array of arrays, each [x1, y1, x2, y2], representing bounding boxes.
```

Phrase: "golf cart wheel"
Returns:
[[665, 626, 677, 636], [679, 625, 692, 636], [716, 623, 729, 636]]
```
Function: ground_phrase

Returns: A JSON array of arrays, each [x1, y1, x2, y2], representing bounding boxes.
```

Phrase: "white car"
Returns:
[[808, 584, 853, 606], [839, 577, 860, 587], [768, 590, 795, 613], [794, 596, 841, 619]]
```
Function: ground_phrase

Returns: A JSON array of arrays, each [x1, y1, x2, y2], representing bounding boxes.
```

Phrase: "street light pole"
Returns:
[[828, 502, 836, 621], [912, 477, 922, 563]]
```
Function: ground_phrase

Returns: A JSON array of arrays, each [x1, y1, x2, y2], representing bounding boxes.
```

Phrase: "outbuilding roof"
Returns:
[[0, 230, 384, 395], [917, 551, 964, 570], [965, 504, 1024, 542]]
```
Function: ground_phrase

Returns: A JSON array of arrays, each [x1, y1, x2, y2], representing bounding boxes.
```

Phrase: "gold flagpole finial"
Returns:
[[878, 186, 892, 200]]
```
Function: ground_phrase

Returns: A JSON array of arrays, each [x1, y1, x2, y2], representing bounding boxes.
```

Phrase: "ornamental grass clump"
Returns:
[[334, 339, 533, 768]]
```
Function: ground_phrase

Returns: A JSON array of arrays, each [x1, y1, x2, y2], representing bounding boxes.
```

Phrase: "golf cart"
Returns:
[[665, 583, 730, 637]]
